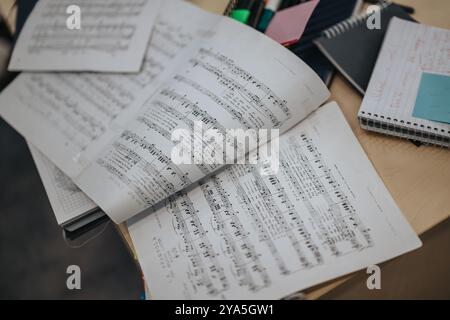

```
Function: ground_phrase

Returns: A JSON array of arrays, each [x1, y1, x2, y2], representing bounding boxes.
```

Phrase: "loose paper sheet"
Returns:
[[9, 0, 162, 72]]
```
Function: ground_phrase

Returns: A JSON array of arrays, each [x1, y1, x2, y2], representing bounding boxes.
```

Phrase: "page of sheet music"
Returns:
[[0, 1, 329, 223], [28, 144, 97, 225], [9, 0, 162, 72], [16, 1, 221, 224], [128, 102, 421, 300], [74, 11, 329, 223], [360, 18, 450, 135], [0, 0, 221, 178]]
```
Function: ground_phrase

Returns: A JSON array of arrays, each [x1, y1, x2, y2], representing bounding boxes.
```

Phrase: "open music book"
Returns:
[[0, 0, 420, 297], [0, 0, 329, 223]]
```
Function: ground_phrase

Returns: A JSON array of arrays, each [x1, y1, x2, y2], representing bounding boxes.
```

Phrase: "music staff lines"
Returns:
[[251, 168, 322, 268], [189, 58, 284, 128], [292, 134, 372, 248], [169, 194, 229, 296], [200, 178, 271, 292], [198, 48, 290, 117], [27, 75, 105, 141], [226, 167, 290, 275]]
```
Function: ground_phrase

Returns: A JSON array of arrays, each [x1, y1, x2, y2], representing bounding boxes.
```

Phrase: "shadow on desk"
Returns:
[[322, 218, 450, 299], [0, 117, 143, 299]]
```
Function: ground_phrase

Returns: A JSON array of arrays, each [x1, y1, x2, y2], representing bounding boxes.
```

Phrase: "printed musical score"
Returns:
[[9, 0, 162, 72], [128, 103, 421, 300]]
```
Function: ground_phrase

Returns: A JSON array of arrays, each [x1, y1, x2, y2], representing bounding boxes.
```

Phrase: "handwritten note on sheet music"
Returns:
[[360, 18, 450, 136], [9, 0, 162, 72], [128, 103, 421, 299], [28, 144, 97, 225]]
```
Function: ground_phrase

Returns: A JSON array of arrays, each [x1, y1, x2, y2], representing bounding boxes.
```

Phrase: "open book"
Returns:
[[0, 0, 329, 223], [0, 0, 420, 297]]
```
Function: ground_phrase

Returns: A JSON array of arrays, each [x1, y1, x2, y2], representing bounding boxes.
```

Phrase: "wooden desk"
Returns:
[[118, 0, 450, 299]]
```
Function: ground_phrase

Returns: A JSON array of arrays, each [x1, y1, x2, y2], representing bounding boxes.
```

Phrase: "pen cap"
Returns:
[[230, 0, 253, 23], [231, 9, 252, 23], [257, 9, 275, 31]]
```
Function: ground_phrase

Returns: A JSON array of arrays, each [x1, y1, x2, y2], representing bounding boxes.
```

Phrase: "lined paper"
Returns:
[[359, 18, 450, 138]]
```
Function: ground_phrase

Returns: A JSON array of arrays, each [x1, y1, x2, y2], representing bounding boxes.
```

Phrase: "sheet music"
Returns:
[[28, 143, 97, 225], [75, 11, 329, 223], [9, 0, 162, 72], [128, 102, 421, 299], [0, 0, 329, 223], [1, 0, 220, 178], [360, 18, 450, 136]]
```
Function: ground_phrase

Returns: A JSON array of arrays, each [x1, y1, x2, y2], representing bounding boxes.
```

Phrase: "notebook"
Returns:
[[289, 0, 363, 86], [225, 0, 363, 85], [314, 3, 415, 94], [359, 18, 450, 147]]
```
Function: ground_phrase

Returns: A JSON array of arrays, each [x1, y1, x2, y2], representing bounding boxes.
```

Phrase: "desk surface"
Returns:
[[120, 0, 450, 299]]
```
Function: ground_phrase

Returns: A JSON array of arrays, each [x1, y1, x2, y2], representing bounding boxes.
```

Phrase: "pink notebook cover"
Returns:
[[266, 0, 319, 46]]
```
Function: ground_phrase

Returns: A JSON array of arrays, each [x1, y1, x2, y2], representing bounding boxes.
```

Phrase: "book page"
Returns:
[[128, 102, 421, 299], [359, 18, 450, 137], [0, 1, 329, 223], [9, 0, 162, 72], [28, 143, 97, 226], [74, 13, 329, 223], [0, 0, 221, 178]]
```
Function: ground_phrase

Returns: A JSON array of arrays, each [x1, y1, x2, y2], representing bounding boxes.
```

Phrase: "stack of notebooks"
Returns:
[[0, 0, 422, 299], [315, 3, 449, 147]]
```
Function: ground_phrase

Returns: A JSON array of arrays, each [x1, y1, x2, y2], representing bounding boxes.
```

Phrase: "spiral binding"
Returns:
[[322, 1, 391, 38], [358, 114, 450, 148]]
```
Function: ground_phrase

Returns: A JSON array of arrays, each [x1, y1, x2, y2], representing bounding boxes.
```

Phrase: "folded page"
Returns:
[[28, 143, 97, 226], [9, 0, 162, 72], [128, 102, 421, 299]]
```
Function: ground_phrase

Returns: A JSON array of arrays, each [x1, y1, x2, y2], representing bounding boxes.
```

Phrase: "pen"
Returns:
[[248, 0, 265, 28], [231, 0, 254, 24], [257, 0, 281, 32]]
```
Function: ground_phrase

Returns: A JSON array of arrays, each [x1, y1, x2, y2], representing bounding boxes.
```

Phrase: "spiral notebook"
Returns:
[[314, 3, 414, 94], [359, 18, 450, 148]]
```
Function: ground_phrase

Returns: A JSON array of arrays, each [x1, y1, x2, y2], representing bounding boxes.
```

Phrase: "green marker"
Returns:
[[231, 0, 254, 24], [257, 0, 282, 32]]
